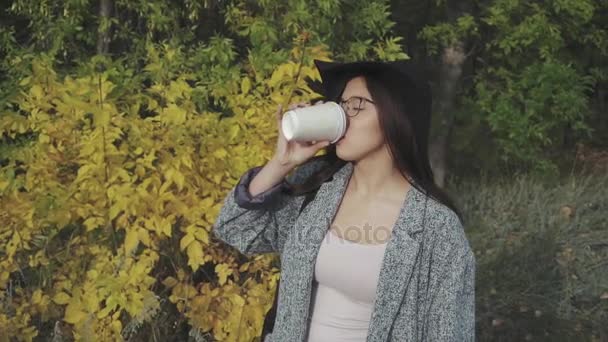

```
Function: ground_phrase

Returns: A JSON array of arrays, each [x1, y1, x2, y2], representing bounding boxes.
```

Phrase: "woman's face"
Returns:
[[335, 76, 385, 161]]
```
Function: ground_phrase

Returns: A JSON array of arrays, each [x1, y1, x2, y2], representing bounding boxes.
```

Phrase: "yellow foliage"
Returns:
[[0, 44, 329, 340]]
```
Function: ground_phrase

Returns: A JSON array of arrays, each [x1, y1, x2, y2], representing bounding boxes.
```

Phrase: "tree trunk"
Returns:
[[96, 0, 113, 55], [429, 42, 466, 188]]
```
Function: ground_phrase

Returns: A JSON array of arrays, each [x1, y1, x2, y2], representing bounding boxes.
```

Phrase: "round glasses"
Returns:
[[339, 96, 376, 117]]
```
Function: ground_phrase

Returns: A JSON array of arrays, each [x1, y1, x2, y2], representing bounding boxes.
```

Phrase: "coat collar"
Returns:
[[290, 161, 429, 341]]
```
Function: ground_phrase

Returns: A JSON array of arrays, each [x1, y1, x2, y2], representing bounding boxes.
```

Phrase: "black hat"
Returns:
[[305, 59, 432, 150]]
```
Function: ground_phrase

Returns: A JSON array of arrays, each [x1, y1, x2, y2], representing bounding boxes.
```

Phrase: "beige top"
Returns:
[[306, 229, 388, 341]]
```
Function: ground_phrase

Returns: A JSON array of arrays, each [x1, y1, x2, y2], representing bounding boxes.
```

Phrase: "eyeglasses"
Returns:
[[339, 96, 376, 117]]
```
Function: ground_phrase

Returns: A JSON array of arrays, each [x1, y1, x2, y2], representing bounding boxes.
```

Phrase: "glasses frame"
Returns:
[[339, 96, 376, 117]]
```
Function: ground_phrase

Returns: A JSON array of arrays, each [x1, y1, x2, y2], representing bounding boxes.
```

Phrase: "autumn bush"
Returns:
[[0, 41, 324, 340]]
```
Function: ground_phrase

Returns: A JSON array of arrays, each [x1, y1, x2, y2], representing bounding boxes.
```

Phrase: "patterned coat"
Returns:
[[212, 159, 476, 341]]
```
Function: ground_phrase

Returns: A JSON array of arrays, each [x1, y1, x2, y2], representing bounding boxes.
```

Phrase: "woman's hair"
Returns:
[[285, 67, 463, 222]]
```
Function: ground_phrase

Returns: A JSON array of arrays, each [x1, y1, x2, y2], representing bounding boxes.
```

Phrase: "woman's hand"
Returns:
[[273, 101, 331, 167]]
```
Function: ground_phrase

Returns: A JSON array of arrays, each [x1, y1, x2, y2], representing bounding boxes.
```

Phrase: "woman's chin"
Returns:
[[335, 143, 351, 159]]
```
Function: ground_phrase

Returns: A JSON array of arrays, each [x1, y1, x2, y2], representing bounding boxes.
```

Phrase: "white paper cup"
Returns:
[[281, 102, 346, 144]]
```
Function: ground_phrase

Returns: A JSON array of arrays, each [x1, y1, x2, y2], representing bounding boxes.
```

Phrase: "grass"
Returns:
[[448, 170, 608, 341]]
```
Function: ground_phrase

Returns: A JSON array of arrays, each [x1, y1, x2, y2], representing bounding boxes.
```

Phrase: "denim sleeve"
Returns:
[[234, 165, 290, 210]]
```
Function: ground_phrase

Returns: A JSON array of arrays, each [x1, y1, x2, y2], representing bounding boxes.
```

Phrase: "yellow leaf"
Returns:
[[83, 290, 99, 313], [124, 229, 139, 254], [194, 228, 209, 244], [147, 97, 159, 110], [109, 203, 123, 221], [215, 263, 233, 286], [241, 77, 252, 94], [111, 319, 122, 335], [137, 228, 151, 247], [97, 305, 113, 319], [162, 276, 178, 288], [173, 170, 185, 191], [181, 155, 193, 169], [213, 148, 228, 159], [186, 241, 204, 271], [39, 133, 50, 144], [1, 271, 9, 283], [30, 85, 44, 99], [229, 293, 245, 307], [239, 262, 250, 272], [228, 124, 241, 141], [83, 216, 104, 232], [268, 64, 290, 88], [64, 302, 87, 324], [270, 92, 286, 104], [94, 108, 110, 128], [32, 289, 43, 304], [180, 233, 195, 252], [0, 179, 9, 191], [164, 167, 174, 184], [53, 292, 71, 305], [19, 76, 31, 86], [162, 104, 187, 125], [201, 196, 214, 206], [161, 217, 172, 237]]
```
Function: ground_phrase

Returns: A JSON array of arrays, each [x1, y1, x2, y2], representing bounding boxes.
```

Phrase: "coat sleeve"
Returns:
[[211, 158, 326, 257], [424, 212, 476, 341]]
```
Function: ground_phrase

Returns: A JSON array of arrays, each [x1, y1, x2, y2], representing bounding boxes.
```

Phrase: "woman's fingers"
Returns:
[[309, 140, 331, 151], [276, 105, 284, 139], [276, 104, 284, 133], [276, 104, 283, 119]]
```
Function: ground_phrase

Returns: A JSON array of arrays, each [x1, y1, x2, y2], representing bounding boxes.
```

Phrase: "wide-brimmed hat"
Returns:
[[305, 59, 432, 149]]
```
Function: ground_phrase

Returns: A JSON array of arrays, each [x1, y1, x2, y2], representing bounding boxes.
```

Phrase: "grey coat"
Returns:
[[212, 159, 476, 341]]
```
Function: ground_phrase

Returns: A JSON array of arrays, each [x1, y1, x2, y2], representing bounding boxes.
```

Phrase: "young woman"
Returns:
[[212, 59, 475, 341]]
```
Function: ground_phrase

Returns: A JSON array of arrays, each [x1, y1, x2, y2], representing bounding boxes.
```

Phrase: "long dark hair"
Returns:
[[285, 67, 463, 222]]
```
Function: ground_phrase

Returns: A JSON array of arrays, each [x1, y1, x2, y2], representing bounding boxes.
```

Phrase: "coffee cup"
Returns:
[[281, 102, 346, 144]]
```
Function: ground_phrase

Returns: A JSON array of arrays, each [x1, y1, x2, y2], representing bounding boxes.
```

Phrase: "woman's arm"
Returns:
[[424, 212, 476, 341], [233, 157, 294, 210], [212, 157, 326, 257]]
